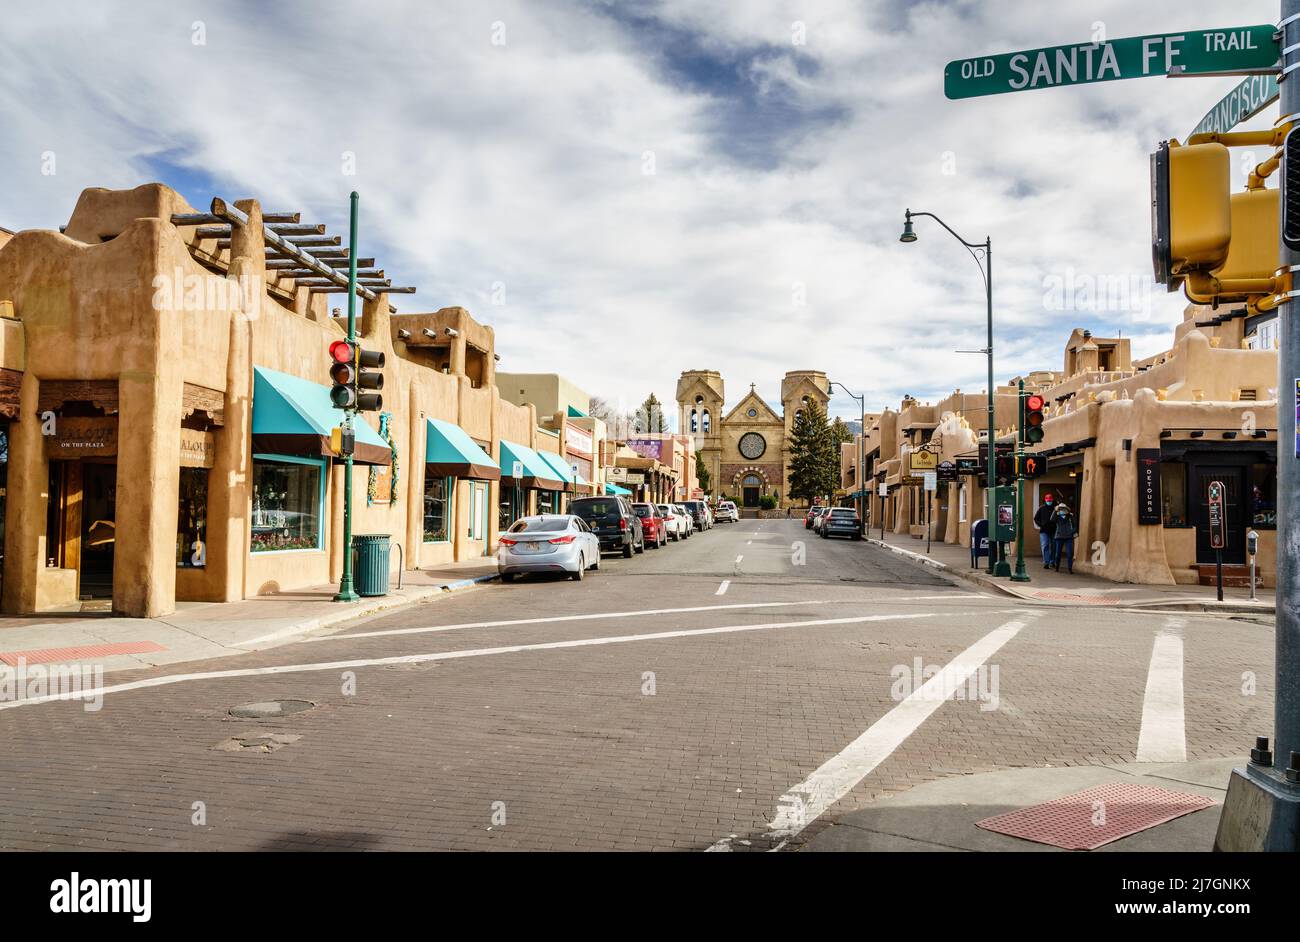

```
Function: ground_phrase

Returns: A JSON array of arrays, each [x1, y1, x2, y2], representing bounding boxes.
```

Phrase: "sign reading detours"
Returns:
[[1136, 448, 1161, 525]]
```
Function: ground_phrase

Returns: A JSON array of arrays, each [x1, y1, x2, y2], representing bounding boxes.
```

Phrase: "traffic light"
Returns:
[[1150, 140, 1231, 290], [1022, 393, 1045, 445], [354, 345, 385, 412], [995, 451, 1014, 482], [329, 339, 357, 409], [1285, 125, 1300, 250], [327, 339, 385, 412], [1183, 187, 1279, 304], [1019, 454, 1047, 479]]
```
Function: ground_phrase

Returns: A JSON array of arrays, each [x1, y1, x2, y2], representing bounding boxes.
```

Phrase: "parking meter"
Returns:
[[1247, 530, 1258, 557]]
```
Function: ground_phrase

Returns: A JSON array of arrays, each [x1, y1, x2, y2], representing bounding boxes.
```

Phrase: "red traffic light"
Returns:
[[1026, 394, 1044, 412], [329, 339, 355, 363]]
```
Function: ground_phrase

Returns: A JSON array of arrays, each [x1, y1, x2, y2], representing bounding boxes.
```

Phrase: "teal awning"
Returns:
[[537, 450, 583, 491], [252, 367, 390, 465], [499, 439, 564, 491], [426, 418, 500, 481], [566, 405, 588, 418], [605, 482, 632, 496]]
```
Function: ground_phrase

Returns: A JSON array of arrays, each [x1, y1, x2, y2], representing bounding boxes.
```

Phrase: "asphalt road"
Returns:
[[0, 518, 1275, 851]]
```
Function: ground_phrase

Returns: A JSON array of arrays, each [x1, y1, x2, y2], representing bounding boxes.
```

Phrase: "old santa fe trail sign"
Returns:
[[945, 25, 1278, 100]]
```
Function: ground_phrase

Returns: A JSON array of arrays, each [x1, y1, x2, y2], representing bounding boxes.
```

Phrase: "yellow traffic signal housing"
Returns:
[[1151, 141, 1231, 288], [1184, 188, 1279, 304]]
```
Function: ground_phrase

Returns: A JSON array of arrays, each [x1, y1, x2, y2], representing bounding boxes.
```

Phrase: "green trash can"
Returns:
[[352, 534, 391, 597]]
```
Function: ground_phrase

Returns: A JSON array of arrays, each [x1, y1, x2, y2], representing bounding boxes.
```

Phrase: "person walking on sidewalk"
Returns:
[[1052, 503, 1077, 574], [1033, 493, 1056, 568]]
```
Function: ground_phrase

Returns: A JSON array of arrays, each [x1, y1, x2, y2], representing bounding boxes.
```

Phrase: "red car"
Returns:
[[805, 505, 828, 530], [632, 502, 668, 548]]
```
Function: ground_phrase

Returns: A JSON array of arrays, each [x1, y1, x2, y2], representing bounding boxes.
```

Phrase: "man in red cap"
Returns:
[[1032, 492, 1056, 569]]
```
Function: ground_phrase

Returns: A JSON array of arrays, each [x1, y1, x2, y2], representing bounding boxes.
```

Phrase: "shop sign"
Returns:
[[565, 424, 593, 459], [180, 429, 216, 469], [1208, 480, 1227, 550], [624, 472, 646, 484], [937, 460, 958, 482], [45, 416, 117, 459], [607, 466, 628, 481], [1136, 448, 1161, 525], [909, 449, 938, 472]]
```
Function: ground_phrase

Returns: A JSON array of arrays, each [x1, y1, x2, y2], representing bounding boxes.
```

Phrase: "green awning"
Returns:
[[537, 450, 582, 492], [605, 482, 632, 496], [426, 418, 500, 481], [566, 405, 588, 418], [499, 439, 564, 491], [252, 367, 391, 465]]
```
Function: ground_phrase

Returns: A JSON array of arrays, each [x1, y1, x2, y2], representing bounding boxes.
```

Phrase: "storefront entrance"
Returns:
[[47, 459, 117, 600]]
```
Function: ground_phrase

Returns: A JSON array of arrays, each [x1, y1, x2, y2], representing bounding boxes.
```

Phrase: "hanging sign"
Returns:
[[1136, 448, 1162, 524]]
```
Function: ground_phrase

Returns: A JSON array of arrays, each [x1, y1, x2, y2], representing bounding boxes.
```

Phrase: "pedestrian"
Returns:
[[1033, 493, 1056, 568], [1052, 502, 1077, 574]]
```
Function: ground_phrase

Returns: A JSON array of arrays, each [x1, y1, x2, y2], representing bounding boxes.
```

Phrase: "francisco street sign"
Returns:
[[1189, 73, 1279, 139], [945, 26, 1278, 100]]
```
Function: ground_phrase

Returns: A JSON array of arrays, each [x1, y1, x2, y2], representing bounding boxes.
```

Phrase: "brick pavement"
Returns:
[[0, 521, 1274, 851]]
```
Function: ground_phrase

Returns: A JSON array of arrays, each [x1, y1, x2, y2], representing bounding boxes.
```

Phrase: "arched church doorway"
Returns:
[[742, 474, 762, 508]]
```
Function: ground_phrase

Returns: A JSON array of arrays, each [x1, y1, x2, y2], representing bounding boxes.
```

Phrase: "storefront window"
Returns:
[[251, 457, 322, 552], [424, 476, 450, 542], [1252, 462, 1277, 528], [177, 467, 207, 567], [499, 484, 517, 530], [538, 490, 556, 515], [1160, 462, 1188, 527]]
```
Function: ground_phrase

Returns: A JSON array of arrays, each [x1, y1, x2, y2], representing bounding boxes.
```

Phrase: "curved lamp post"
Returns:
[[829, 380, 866, 536], [900, 209, 999, 575]]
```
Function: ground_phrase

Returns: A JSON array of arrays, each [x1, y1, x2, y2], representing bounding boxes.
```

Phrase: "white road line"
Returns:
[[0, 611, 943, 712], [746, 541, 752, 545], [706, 615, 1032, 851], [716, 581, 730, 596], [1135, 620, 1187, 763], [315, 599, 835, 642]]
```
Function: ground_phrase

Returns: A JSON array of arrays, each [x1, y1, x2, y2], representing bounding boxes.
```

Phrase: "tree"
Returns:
[[695, 451, 711, 495], [634, 393, 668, 433], [788, 399, 832, 503]]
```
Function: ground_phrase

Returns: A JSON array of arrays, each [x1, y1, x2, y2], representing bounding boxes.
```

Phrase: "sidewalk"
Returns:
[[866, 530, 1275, 615], [804, 757, 1240, 852], [0, 560, 499, 675]]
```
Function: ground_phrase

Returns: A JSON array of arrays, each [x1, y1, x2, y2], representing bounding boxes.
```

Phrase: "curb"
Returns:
[[864, 538, 1274, 615]]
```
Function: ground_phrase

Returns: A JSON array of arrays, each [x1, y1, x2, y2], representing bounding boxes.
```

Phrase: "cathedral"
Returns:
[[675, 369, 830, 509]]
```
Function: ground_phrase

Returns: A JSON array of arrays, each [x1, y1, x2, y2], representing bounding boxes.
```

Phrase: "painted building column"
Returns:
[[3, 370, 44, 614]]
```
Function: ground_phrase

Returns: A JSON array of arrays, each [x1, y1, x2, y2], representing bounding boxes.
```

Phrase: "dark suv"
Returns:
[[681, 500, 711, 531], [569, 495, 644, 557]]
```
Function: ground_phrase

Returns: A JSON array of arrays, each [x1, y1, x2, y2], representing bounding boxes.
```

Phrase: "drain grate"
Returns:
[[229, 699, 315, 719], [975, 782, 1214, 850]]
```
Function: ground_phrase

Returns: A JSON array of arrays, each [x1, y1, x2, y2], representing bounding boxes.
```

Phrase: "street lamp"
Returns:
[[900, 208, 998, 575], [829, 380, 866, 536]]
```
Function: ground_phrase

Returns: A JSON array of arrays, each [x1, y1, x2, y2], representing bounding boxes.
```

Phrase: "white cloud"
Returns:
[[0, 0, 1278, 426]]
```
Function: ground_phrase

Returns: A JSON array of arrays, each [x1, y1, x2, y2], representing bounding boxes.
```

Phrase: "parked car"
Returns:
[[569, 495, 644, 557], [805, 505, 829, 530], [631, 502, 668, 548], [497, 514, 602, 581], [820, 507, 863, 540], [714, 500, 739, 523], [674, 504, 694, 536], [681, 499, 712, 530], [658, 503, 689, 540]]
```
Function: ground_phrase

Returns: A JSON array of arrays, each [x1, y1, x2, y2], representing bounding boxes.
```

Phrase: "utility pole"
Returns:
[[333, 191, 361, 603], [1215, 0, 1300, 850]]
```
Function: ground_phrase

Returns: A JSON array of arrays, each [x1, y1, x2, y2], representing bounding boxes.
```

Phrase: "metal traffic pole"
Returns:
[[334, 191, 360, 603], [1215, 0, 1300, 850], [1011, 379, 1030, 582]]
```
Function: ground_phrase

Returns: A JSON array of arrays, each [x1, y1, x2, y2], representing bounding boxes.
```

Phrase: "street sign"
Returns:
[[923, 471, 937, 492], [1190, 73, 1279, 139], [1208, 479, 1227, 549], [945, 26, 1279, 100]]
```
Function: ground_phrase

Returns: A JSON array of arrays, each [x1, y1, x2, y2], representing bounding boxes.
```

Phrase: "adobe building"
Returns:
[[0, 183, 585, 617], [868, 313, 1279, 588], [676, 369, 830, 509]]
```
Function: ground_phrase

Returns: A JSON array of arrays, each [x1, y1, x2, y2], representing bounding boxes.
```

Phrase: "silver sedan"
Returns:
[[497, 514, 602, 582]]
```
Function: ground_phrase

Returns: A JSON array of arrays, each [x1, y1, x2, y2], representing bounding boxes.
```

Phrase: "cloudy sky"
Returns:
[[0, 0, 1278, 426]]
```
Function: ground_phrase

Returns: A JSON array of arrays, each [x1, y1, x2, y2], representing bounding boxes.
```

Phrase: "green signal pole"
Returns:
[[334, 191, 360, 602], [1011, 379, 1030, 582]]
